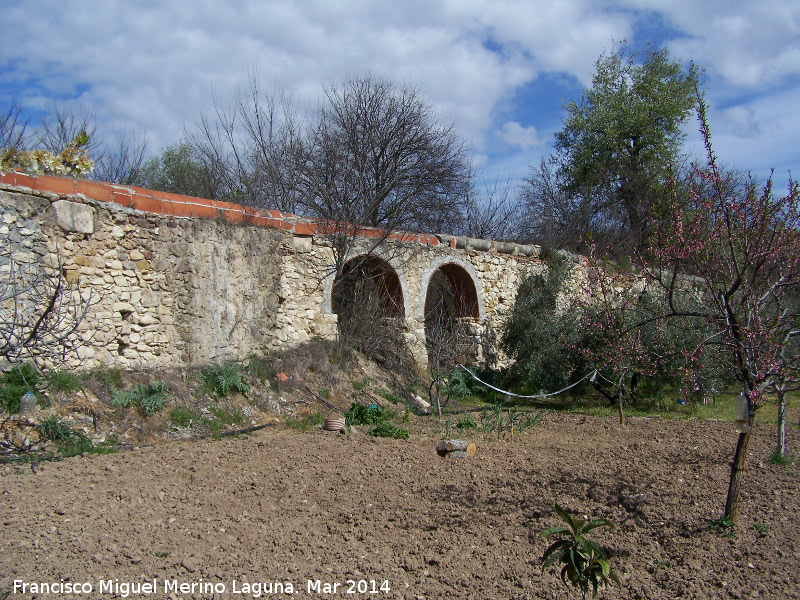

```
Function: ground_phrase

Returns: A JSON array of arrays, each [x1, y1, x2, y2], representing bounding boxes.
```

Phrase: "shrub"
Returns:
[[0, 364, 40, 413], [112, 381, 169, 415], [198, 361, 250, 397], [368, 422, 409, 440], [344, 403, 394, 426], [47, 369, 83, 394], [447, 368, 487, 398]]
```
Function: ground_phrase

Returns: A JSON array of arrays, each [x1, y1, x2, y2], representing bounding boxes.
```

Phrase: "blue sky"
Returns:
[[1, 0, 798, 193]]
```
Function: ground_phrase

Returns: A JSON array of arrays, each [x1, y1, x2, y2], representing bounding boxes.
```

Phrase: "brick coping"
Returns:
[[0, 171, 538, 256]]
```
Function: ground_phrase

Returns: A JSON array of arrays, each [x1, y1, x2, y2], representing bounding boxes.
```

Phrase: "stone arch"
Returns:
[[416, 256, 483, 322], [420, 259, 482, 371], [330, 255, 405, 320]]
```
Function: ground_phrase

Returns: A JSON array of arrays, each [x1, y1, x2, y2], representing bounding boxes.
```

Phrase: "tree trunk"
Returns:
[[617, 379, 626, 426], [777, 389, 786, 460], [724, 404, 756, 524]]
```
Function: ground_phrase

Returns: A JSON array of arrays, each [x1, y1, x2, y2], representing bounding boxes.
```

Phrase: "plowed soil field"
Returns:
[[2, 413, 799, 599]]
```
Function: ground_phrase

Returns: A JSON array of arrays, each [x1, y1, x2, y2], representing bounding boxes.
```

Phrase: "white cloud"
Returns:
[[499, 121, 547, 152], [0, 0, 796, 185]]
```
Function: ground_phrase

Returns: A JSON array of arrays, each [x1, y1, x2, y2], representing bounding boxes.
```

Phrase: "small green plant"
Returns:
[[198, 361, 250, 397], [455, 416, 477, 431], [0, 363, 40, 413], [112, 381, 169, 415], [540, 503, 620, 600], [47, 369, 83, 394], [516, 411, 544, 435], [152, 551, 170, 559], [709, 514, 736, 537], [308, 411, 324, 426], [751, 522, 770, 536], [768, 449, 794, 466], [444, 417, 452, 439], [368, 422, 409, 440], [319, 388, 330, 399]]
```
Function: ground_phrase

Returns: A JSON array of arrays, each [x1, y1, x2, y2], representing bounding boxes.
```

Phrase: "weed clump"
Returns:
[[112, 382, 169, 416], [38, 416, 93, 457], [198, 362, 250, 397], [344, 403, 394, 426], [46, 370, 83, 394]]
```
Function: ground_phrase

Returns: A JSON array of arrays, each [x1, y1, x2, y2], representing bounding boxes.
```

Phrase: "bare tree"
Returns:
[[186, 75, 303, 211], [5, 101, 148, 184], [1, 250, 94, 369], [296, 74, 471, 278], [92, 126, 149, 185], [0, 101, 30, 150], [38, 103, 101, 157], [455, 171, 521, 241]]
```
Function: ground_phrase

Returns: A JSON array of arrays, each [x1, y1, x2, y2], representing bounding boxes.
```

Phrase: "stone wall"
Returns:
[[2, 188, 285, 368], [1, 173, 543, 370]]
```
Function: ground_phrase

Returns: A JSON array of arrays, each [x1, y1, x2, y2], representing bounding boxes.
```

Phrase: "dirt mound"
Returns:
[[2, 412, 798, 599]]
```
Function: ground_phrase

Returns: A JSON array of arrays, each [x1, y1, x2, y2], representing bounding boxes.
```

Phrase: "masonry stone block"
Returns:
[[52, 200, 94, 234]]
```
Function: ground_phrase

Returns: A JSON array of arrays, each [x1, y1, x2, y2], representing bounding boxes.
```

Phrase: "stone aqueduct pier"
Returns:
[[1, 172, 542, 369]]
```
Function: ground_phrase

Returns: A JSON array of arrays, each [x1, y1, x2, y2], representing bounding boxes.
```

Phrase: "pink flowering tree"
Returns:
[[584, 98, 800, 523]]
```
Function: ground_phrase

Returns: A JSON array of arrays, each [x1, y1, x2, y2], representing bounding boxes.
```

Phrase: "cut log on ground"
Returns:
[[436, 440, 476, 458]]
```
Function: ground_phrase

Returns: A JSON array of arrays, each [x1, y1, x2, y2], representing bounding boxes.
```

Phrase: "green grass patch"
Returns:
[[768, 449, 794, 466], [169, 407, 206, 428], [208, 405, 245, 431]]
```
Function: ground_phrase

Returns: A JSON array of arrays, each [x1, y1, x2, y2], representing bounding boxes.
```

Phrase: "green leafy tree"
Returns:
[[501, 256, 593, 394], [138, 142, 227, 200], [523, 42, 699, 255]]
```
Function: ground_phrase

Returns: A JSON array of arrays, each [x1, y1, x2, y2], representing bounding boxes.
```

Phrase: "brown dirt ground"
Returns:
[[1, 412, 798, 600]]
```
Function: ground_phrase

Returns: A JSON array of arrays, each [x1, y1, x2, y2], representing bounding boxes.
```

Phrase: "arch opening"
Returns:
[[423, 263, 481, 412], [423, 263, 479, 375], [331, 255, 405, 359]]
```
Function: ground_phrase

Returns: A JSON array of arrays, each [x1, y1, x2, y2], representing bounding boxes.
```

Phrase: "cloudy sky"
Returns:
[[1, 0, 798, 192]]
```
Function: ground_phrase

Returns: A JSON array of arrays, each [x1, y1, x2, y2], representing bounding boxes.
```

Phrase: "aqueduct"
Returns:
[[1, 171, 542, 369]]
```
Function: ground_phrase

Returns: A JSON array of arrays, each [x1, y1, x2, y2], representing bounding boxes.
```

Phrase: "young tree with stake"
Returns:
[[585, 97, 800, 523]]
